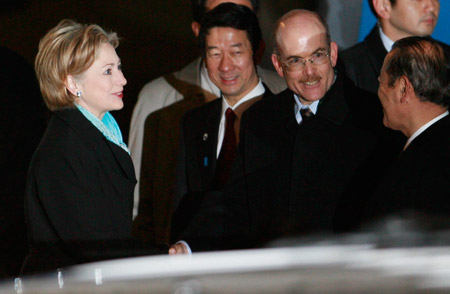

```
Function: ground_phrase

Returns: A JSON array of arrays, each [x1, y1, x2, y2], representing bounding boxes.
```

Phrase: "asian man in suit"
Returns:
[[131, 0, 285, 246], [171, 3, 273, 242], [366, 36, 450, 223]]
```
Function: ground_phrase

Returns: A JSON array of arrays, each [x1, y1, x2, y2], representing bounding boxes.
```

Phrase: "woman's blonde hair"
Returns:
[[35, 19, 119, 111]]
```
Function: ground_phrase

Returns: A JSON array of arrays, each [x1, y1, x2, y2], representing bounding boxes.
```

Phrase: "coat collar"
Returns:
[[403, 113, 450, 153], [178, 57, 202, 87], [54, 108, 136, 182], [317, 72, 349, 126], [274, 72, 349, 129]]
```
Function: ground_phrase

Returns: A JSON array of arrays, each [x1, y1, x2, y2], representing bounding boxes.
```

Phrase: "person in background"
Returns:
[[340, 0, 448, 94], [22, 19, 159, 274], [131, 0, 286, 246], [171, 3, 273, 242], [366, 36, 450, 223]]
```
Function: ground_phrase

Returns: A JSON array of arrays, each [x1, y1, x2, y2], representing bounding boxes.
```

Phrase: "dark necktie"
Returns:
[[211, 108, 237, 189], [300, 107, 314, 122]]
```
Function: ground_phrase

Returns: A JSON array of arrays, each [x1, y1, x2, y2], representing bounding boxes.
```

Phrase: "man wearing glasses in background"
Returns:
[[170, 9, 390, 254]]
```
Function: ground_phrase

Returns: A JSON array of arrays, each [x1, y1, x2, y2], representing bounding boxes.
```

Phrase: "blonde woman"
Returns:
[[23, 19, 158, 274]]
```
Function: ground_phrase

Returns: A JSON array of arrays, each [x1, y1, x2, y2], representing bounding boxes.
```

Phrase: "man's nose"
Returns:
[[219, 54, 234, 71], [424, 0, 439, 13]]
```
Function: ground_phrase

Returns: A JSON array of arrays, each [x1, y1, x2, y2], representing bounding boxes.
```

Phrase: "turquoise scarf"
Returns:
[[76, 105, 130, 154]]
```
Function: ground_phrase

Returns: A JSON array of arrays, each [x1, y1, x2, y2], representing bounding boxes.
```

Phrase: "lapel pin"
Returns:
[[203, 133, 208, 141]]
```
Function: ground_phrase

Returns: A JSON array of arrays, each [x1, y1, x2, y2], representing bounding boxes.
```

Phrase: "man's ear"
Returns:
[[271, 53, 285, 78], [329, 41, 338, 67], [373, 0, 392, 19], [399, 76, 411, 103], [65, 75, 79, 96], [191, 21, 201, 38]]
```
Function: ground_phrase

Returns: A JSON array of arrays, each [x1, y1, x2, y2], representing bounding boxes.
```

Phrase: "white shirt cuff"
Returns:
[[176, 240, 192, 255]]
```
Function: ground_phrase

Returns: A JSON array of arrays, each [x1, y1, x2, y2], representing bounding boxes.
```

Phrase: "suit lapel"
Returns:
[[402, 114, 450, 157], [197, 100, 222, 187], [104, 140, 137, 182], [268, 76, 350, 156], [272, 89, 300, 138], [316, 74, 349, 126], [364, 26, 388, 80], [56, 109, 136, 183]]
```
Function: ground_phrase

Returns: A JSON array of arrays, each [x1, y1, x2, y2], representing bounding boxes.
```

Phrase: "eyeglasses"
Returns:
[[279, 52, 330, 72]]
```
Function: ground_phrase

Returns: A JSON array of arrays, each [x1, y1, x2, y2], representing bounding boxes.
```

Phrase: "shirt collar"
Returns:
[[379, 25, 395, 52], [200, 60, 221, 97], [292, 69, 337, 124], [404, 111, 449, 150], [221, 79, 265, 117], [293, 95, 319, 124]]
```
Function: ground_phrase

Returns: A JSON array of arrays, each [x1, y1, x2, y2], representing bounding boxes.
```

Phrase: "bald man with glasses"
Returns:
[[170, 9, 394, 254]]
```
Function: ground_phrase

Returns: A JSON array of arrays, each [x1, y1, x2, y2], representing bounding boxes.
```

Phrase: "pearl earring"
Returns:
[[76, 91, 82, 97]]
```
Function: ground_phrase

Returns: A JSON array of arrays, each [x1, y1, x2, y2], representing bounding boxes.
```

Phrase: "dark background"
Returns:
[[0, 0, 318, 141]]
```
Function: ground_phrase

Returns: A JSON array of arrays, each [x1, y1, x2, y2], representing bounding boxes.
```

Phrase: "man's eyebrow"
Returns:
[[285, 47, 328, 59], [207, 43, 244, 50]]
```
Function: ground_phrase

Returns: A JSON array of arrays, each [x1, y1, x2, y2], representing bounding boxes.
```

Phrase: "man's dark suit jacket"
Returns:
[[366, 114, 450, 223], [340, 25, 450, 94], [171, 89, 272, 241], [340, 26, 386, 94], [181, 74, 391, 251], [23, 109, 158, 274]]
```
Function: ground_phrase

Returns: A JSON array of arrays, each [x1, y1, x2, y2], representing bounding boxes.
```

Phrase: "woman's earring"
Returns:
[[76, 91, 82, 97]]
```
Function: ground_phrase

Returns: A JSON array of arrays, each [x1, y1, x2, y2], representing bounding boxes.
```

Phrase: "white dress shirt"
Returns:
[[216, 79, 265, 157]]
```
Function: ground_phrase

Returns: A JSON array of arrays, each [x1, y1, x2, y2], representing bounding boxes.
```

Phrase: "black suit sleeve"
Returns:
[[171, 115, 201, 242]]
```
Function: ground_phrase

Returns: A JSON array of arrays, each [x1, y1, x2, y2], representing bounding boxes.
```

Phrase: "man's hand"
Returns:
[[168, 243, 189, 255]]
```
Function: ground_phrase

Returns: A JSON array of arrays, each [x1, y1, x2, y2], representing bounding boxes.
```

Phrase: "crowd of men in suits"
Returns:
[[127, 0, 450, 254]]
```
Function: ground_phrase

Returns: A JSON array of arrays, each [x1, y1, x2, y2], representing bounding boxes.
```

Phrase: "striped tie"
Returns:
[[300, 107, 314, 122]]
